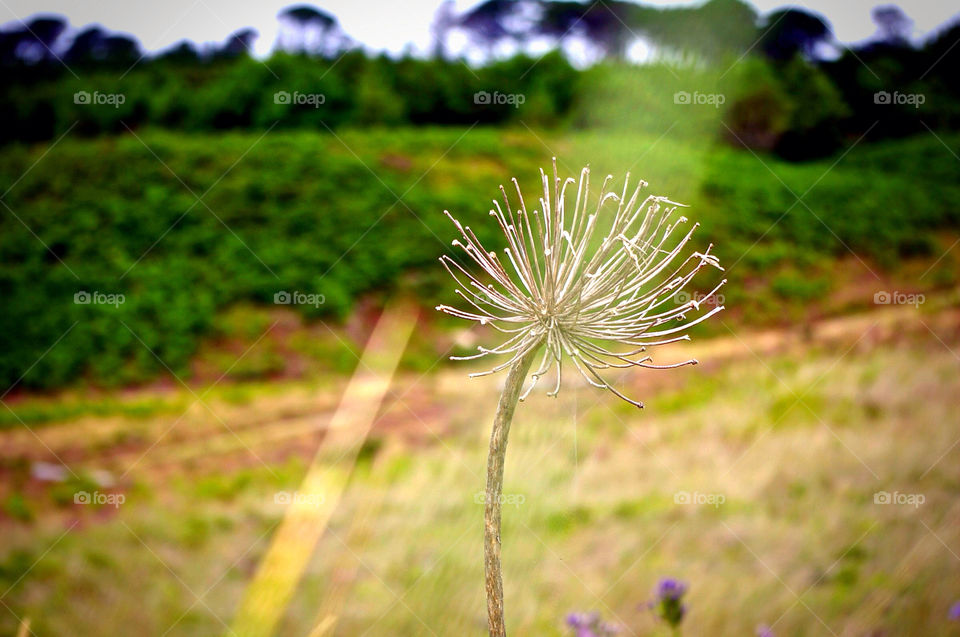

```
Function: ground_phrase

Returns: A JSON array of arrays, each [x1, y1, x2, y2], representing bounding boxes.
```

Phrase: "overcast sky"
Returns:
[[2, 0, 958, 58]]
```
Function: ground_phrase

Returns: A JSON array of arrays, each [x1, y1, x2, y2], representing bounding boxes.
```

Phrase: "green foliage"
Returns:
[[2, 126, 958, 390], [577, 63, 728, 139], [578, 57, 851, 157], [723, 58, 794, 150], [696, 133, 960, 266], [545, 505, 592, 535], [0, 52, 580, 143], [0, 393, 184, 428], [0, 128, 543, 389], [770, 271, 830, 301], [3, 493, 33, 522]]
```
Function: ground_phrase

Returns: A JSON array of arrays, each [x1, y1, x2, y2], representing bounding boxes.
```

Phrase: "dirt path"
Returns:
[[1, 304, 956, 500]]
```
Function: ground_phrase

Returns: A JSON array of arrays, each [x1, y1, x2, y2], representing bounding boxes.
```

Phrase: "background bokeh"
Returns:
[[0, 1, 958, 635]]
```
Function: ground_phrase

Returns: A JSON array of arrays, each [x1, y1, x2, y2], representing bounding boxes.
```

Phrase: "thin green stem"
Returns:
[[483, 347, 538, 637]]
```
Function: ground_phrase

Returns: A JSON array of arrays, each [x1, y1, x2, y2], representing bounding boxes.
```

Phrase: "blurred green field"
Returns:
[[2, 125, 958, 391], [1, 306, 958, 635]]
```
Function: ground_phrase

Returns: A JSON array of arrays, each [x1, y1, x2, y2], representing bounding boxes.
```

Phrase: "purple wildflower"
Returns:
[[565, 611, 619, 636], [949, 601, 960, 621], [656, 578, 688, 601], [649, 577, 688, 628], [756, 625, 775, 637]]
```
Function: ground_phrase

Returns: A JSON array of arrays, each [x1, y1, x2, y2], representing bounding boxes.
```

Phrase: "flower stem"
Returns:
[[484, 347, 537, 637]]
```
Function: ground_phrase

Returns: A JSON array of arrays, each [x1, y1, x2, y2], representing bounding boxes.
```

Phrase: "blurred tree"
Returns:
[[457, 0, 516, 56], [640, 0, 759, 62], [6, 15, 66, 64], [62, 26, 141, 65], [101, 34, 140, 62], [723, 59, 792, 150], [536, 2, 583, 44], [431, 0, 456, 59], [772, 57, 850, 158], [759, 8, 832, 61], [276, 5, 350, 57], [354, 56, 406, 125], [578, 2, 637, 60], [63, 26, 108, 63], [156, 39, 200, 63], [872, 5, 913, 47], [922, 20, 960, 93], [537, 1, 638, 61], [219, 28, 258, 58], [0, 27, 28, 65]]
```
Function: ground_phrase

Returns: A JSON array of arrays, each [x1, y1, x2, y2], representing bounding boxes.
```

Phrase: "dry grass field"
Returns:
[[1, 303, 958, 636]]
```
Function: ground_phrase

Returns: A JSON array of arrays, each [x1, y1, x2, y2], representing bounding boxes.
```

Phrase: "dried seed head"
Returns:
[[437, 159, 725, 407]]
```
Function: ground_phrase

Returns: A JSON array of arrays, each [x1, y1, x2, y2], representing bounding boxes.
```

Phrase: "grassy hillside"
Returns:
[[1, 127, 958, 390]]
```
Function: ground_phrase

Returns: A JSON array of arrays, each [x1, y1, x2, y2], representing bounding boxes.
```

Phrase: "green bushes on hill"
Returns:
[[0, 129, 545, 388], [0, 52, 580, 144], [1, 128, 958, 390]]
